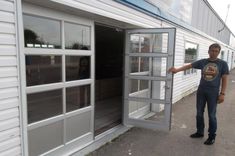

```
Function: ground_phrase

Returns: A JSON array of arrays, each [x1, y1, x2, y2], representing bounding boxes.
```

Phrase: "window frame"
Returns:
[[183, 41, 198, 76], [22, 12, 94, 136]]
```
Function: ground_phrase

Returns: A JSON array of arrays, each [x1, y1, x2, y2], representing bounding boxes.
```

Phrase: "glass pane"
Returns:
[[130, 33, 168, 53], [27, 89, 63, 124], [152, 33, 168, 53], [26, 55, 62, 86], [129, 79, 149, 96], [66, 85, 91, 112], [66, 56, 90, 81], [66, 111, 91, 142], [140, 80, 148, 90], [151, 81, 165, 100], [130, 57, 149, 74], [23, 15, 61, 49], [28, 121, 63, 156], [185, 42, 198, 63], [129, 80, 165, 100], [65, 22, 91, 50], [130, 35, 142, 53], [128, 101, 165, 123], [152, 57, 167, 76], [130, 57, 167, 76]]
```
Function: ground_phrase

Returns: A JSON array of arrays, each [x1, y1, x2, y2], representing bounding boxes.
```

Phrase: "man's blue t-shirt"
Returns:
[[192, 59, 229, 89]]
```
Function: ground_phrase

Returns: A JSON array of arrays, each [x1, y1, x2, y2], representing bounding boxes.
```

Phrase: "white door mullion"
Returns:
[[62, 20, 65, 50], [61, 20, 67, 144]]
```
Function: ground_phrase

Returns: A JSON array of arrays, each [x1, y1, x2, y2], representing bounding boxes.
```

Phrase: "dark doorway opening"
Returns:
[[95, 24, 124, 135]]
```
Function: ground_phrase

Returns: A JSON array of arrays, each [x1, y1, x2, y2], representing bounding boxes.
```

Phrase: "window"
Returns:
[[27, 89, 63, 124], [66, 85, 91, 112], [220, 50, 224, 60], [24, 14, 92, 124], [184, 42, 198, 75], [24, 15, 61, 49], [129, 33, 168, 93], [23, 13, 93, 156], [66, 56, 90, 81], [130, 33, 168, 53], [65, 22, 91, 50], [26, 55, 62, 86]]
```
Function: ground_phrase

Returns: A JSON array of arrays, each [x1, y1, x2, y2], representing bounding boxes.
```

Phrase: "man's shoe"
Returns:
[[204, 134, 216, 145], [204, 137, 215, 145], [190, 132, 204, 138]]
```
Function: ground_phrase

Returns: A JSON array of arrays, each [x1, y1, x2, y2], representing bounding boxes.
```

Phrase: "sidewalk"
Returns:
[[88, 69, 235, 156]]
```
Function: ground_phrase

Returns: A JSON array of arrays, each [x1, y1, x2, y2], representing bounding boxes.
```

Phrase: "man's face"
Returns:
[[208, 47, 220, 60]]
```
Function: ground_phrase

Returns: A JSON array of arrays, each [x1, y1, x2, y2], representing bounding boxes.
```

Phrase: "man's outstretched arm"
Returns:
[[168, 64, 192, 74]]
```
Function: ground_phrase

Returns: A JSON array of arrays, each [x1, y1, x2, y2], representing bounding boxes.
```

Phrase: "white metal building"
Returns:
[[0, 0, 235, 156]]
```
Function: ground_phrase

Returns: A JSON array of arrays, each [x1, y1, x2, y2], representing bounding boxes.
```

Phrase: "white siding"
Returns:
[[169, 24, 223, 103], [0, 0, 22, 155]]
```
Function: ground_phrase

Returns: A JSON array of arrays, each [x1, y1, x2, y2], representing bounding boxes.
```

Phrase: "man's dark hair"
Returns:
[[209, 43, 221, 51]]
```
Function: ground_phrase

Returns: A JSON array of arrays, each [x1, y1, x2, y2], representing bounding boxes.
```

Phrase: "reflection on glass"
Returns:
[[140, 80, 148, 90], [128, 100, 149, 116], [129, 79, 138, 93], [129, 80, 165, 100], [128, 101, 165, 122], [23, 15, 61, 49], [66, 56, 90, 81], [185, 42, 198, 63], [27, 89, 63, 124], [66, 85, 91, 112], [28, 121, 63, 156], [220, 51, 224, 60], [26, 55, 62, 86], [152, 33, 168, 53], [130, 35, 142, 53], [65, 22, 91, 50], [152, 57, 167, 77], [146, 103, 165, 122], [130, 57, 149, 73], [140, 35, 150, 53], [130, 57, 167, 77], [148, 0, 193, 23], [130, 33, 168, 53], [129, 79, 149, 94], [151, 81, 165, 100]]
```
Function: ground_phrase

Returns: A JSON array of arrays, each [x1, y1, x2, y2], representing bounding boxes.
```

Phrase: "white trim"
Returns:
[[23, 3, 93, 26], [27, 107, 92, 131], [26, 82, 64, 94], [42, 132, 93, 156], [24, 48, 92, 56], [65, 107, 92, 118], [26, 79, 92, 94], [65, 79, 92, 88], [15, 0, 28, 155], [27, 115, 64, 131], [90, 21, 95, 138]]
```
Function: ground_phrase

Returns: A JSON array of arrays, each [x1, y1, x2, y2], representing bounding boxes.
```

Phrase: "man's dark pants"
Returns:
[[196, 87, 218, 138]]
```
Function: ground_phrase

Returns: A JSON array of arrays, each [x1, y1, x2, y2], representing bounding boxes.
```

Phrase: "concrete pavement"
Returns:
[[88, 69, 235, 156]]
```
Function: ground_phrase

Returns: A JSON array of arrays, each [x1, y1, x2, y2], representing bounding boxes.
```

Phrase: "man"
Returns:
[[168, 43, 229, 145]]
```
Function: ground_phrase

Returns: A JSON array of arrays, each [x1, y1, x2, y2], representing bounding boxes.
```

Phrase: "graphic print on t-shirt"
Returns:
[[202, 62, 218, 81]]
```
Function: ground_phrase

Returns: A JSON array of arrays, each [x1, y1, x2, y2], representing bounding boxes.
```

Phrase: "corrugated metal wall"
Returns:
[[0, 0, 22, 155], [192, 0, 230, 45]]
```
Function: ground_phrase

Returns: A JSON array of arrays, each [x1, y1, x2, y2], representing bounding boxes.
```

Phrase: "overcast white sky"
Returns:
[[207, 0, 235, 35]]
